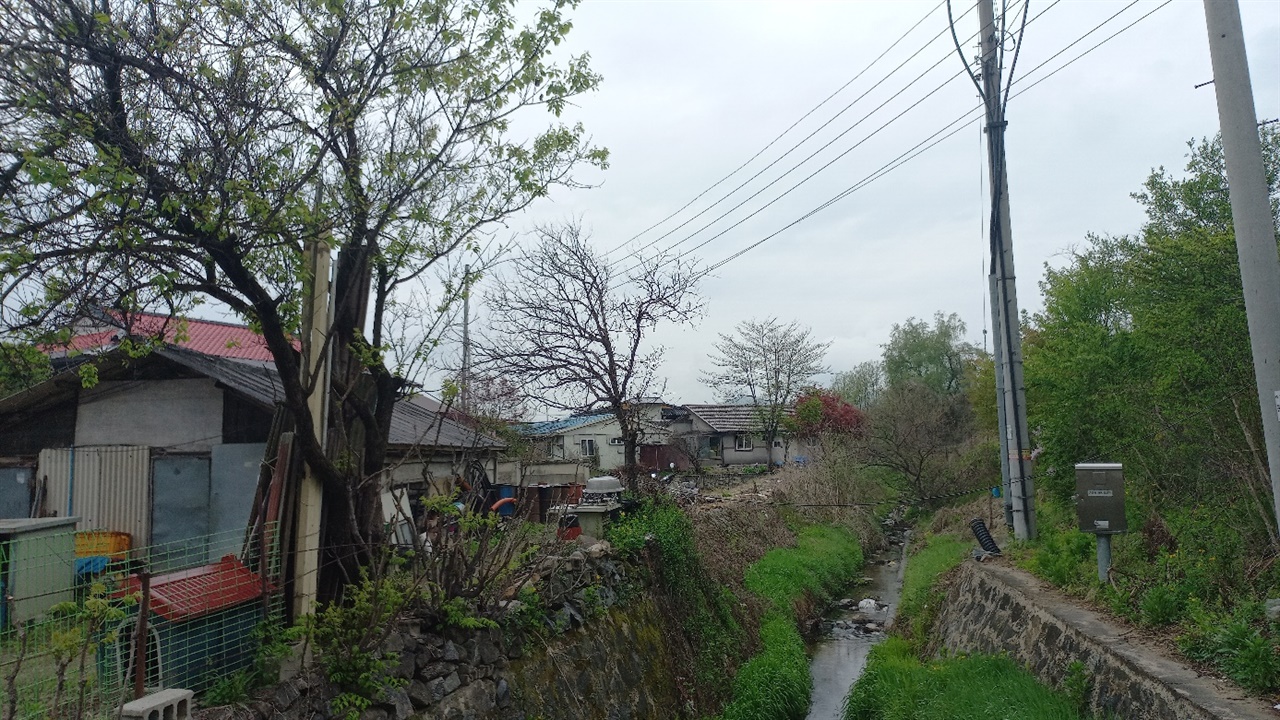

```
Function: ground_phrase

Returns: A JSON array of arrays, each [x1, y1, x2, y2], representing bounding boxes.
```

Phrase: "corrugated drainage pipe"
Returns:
[[969, 518, 1001, 554]]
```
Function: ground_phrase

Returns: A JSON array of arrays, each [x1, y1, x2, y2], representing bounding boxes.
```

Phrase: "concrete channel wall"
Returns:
[[931, 561, 1274, 720]]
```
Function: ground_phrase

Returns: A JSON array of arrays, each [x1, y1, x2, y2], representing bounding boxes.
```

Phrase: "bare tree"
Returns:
[[481, 222, 701, 490], [0, 0, 604, 595], [702, 318, 828, 464], [857, 380, 980, 502]]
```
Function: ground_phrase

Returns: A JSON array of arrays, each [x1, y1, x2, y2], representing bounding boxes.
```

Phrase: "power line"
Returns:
[[695, 0, 1167, 277], [599, 1, 950, 262], [616, 0, 1051, 280]]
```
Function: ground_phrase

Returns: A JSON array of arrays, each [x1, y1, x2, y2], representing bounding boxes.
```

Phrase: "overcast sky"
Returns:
[[476, 0, 1280, 415]]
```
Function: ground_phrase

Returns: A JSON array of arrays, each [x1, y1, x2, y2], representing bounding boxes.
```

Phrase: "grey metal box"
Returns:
[[1075, 463, 1126, 534]]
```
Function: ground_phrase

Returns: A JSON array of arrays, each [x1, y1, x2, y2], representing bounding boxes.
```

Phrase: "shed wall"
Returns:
[[76, 379, 222, 451], [38, 446, 150, 544]]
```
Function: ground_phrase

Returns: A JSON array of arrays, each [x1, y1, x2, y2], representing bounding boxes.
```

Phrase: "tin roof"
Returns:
[[515, 413, 615, 437], [117, 555, 265, 622], [47, 312, 294, 362]]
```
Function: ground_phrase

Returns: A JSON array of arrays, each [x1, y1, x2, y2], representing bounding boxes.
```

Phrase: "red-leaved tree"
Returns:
[[790, 389, 867, 439]]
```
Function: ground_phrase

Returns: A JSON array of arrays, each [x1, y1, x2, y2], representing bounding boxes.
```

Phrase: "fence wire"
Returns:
[[0, 523, 283, 720]]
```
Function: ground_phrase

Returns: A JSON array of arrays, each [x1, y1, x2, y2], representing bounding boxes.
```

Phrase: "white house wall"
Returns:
[[76, 379, 223, 451]]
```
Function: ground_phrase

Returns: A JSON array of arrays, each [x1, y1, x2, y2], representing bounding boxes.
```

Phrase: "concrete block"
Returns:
[[119, 688, 193, 720]]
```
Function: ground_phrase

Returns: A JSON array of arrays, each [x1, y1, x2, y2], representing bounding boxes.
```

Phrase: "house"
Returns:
[[516, 411, 669, 472], [667, 404, 792, 467], [0, 326, 504, 563]]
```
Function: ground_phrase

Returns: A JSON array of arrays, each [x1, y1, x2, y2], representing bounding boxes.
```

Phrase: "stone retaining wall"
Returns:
[[196, 548, 679, 720], [931, 561, 1272, 720]]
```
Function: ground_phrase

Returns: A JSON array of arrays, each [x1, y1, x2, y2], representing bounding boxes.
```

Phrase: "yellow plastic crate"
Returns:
[[75, 531, 131, 558]]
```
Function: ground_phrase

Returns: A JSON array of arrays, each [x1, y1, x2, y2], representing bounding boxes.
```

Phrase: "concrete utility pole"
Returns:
[[460, 264, 472, 416], [1203, 0, 1280, 534], [989, 274, 1014, 529], [979, 0, 1036, 540], [295, 230, 331, 619]]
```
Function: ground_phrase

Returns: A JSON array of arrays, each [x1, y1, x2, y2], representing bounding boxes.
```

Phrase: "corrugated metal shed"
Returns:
[[38, 446, 150, 543]]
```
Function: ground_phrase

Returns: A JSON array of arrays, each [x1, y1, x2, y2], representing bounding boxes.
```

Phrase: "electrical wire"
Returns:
[[693, 0, 1164, 277], [599, 0, 950, 261], [617, 0, 1059, 281], [605, 2, 983, 273]]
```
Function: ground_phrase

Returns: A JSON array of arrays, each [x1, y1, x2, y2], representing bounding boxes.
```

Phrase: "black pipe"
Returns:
[[969, 518, 1001, 555]]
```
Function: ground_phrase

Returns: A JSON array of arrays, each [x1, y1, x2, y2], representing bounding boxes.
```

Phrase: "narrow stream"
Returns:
[[804, 531, 908, 720]]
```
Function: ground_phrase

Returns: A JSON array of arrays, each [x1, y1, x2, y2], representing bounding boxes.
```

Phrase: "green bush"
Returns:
[[844, 637, 1088, 720], [1139, 585, 1186, 627]]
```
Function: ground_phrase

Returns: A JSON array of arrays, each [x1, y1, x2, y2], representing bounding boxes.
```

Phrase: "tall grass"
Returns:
[[712, 524, 864, 720], [895, 533, 968, 652], [843, 637, 1088, 720]]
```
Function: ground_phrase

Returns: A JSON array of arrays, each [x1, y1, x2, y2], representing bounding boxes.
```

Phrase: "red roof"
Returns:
[[116, 555, 267, 621], [49, 312, 294, 362]]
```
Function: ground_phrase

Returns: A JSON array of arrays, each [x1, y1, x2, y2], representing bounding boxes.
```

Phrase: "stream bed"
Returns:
[[804, 532, 908, 720]]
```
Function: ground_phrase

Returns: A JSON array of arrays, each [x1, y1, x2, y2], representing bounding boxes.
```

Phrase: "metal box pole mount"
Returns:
[[1075, 463, 1126, 582]]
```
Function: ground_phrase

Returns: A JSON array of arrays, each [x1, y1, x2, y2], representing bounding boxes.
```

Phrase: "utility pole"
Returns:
[[295, 227, 331, 619], [460, 264, 471, 416], [989, 275, 1014, 529], [1204, 0, 1280, 533], [979, 0, 1035, 540]]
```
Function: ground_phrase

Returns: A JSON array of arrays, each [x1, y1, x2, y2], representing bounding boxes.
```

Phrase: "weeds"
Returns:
[[844, 637, 1088, 720]]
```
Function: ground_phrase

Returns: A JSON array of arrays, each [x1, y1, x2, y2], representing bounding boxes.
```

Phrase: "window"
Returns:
[[735, 434, 753, 451], [773, 439, 783, 448], [609, 437, 625, 446], [580, 438, 597, 457]]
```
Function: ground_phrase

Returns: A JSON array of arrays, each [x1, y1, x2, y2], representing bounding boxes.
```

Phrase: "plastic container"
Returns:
[[75, 531, 131, 558]]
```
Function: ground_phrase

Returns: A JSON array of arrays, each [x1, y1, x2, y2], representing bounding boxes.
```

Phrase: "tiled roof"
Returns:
[[684, 404, 776, 433], [515, 413, 615, 437], [49, 312, 294, 362]]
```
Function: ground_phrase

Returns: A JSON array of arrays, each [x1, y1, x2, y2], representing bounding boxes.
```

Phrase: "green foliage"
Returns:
[[1022, 130, 1280, 694], [309, 571, 413, 710], [1062, 660, 1091, 714], [0, 343, 51, 397], [441, 597, 499, 631], [843, 637, 1088, 720], [895, 534, 968, 653], [743, 525, 864, 611], [1179, 601, 1280, 693], [714, 611, 809, 720], [881, 312, 978, 396], [712, 525, 863, 720], [606, 501, 745, 702]]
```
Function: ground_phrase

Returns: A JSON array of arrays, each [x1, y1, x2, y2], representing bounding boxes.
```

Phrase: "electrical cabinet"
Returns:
[[1075, 463, 1126, 534]]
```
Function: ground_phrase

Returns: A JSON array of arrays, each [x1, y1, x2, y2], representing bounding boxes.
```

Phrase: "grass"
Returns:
[[895, 533, 968, 652], [843, 637, 1089, 720], [711, 524, 864, 720], [844, 529, 1094, 720]]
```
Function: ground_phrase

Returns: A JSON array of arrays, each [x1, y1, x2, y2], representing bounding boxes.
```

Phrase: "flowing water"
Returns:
[[804, 532, 908, 720]]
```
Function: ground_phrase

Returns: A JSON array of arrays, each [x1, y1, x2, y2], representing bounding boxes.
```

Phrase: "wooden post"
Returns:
[[132, 572, 150, 699]]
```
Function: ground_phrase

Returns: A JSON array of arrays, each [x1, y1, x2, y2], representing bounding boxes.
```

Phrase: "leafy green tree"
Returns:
[[0, 343, 51, 397], [881, 312, 978, 395], [1026, 128, 1280, 550], [0, 0, 604, 593], [830, 360, 884, 410]]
